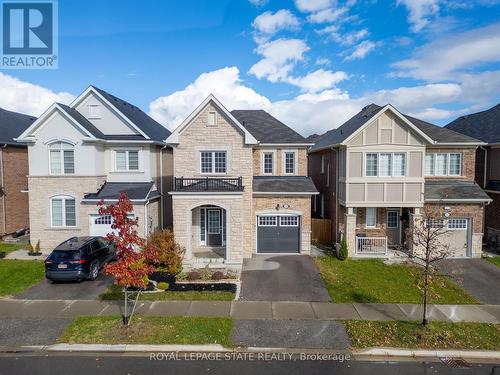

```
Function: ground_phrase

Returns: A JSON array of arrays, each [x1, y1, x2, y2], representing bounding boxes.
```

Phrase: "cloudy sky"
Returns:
[[2, 0, 500, 136]]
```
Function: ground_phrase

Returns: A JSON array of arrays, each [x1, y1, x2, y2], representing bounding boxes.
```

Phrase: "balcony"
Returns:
[[173, 177, 244, 192]]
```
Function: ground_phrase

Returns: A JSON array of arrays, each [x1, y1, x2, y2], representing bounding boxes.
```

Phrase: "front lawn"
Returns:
[[315, 257, 478, 304], [0, 241, 28, 255], [59, 316, 232, 346], [100, 284, 235, 301], [485, 257, 500, 267], [0, 260, 45, 297], [346, 321, 500, 350]]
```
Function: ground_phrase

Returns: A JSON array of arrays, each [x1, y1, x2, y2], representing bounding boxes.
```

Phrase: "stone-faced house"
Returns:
[[309, 104, 491, 258], [16, 86, 173, 250], [166, 95, 317, 269]]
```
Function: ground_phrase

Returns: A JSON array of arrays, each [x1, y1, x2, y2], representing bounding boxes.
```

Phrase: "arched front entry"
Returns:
[[188, 204, 228, 260]]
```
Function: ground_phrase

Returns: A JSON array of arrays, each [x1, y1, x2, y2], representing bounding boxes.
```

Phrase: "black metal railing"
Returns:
[[174, 177, 244, 192]]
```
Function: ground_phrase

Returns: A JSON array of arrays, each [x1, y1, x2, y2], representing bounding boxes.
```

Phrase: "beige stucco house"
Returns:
[[309, 104, 491, 258], [166, 95, 318, 269], [16, 86, 173, 250]]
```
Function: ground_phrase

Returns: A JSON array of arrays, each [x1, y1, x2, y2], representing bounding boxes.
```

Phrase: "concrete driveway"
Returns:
[[15, 274, 113, 300], [239, 255, 331, 302], [436, 259, 500, 305]]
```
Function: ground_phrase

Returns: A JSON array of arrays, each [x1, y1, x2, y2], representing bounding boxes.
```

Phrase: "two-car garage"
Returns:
[[256, 214, 301, 254]]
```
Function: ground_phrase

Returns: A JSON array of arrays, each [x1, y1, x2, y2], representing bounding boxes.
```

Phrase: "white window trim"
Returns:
[[365, 207, 377, 228], [261, 150, 275, 175], [279, 216, 299, 227], [113, 149, 141, 172], [207, 111, 217, 126], [364, 152, 407, 178], [282, 149, 298, 175], [425, 152, 462, 176], [87, 104, 101, 119], [207, 209, 221, 234], [48, 141, 75, 175], [199, 150, 227, 175], [447, 218, 468, 230], [258, 216, 278, 227], [50, 195, 77, 228]]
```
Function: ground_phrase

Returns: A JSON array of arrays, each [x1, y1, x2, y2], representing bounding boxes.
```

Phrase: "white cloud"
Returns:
[[318, 26, 368, 46], [0, 73, 75, 116], [344, 40, 379, 61], [295, 0, 333, 13], [252, 9, 300, 36], [248, 0, 268, 7], [315, 57, 331, 65], [393, 22, 500, 80], [307, 6, 349, 23], [397, 0, 440, 32], [286, 69, 348, 93]]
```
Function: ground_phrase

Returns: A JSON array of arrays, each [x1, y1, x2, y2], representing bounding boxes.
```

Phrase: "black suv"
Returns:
[[45, 237, 116, 282]]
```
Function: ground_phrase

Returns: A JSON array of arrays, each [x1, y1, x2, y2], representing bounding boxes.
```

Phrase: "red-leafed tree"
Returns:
[[98, 193, 155, 325]]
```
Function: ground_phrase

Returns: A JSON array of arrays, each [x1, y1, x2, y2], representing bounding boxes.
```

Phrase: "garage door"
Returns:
[[89, 215, 116, 237], [446, 218, 472, 258], [257, 215, 300, 253]]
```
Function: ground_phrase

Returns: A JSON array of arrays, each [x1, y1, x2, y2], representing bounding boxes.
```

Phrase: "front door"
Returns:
[[207, 209, 222, 246], [386, 209, 400, 246]]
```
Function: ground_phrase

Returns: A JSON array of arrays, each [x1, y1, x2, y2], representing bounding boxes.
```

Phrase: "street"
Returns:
[[0, 353, 498, 375]]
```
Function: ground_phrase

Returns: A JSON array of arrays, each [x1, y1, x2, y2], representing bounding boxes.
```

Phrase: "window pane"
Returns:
[[208, 111, 216, 125], [393, 153, 405, 177], [263, 153, 273, 174], [387, 211, 398, 228], [116, 151, 127, 170], [379, 153, 392, 177], [63, 150, 74, 174], [258, 216, 277, 226], [449, 153, 461, 175], [201, 152, 212, 173], [128, 151, 139, 170], [65, 199, 76, 226], [214, 152, 226, 173], [366, 208, 376, 227], [366, 154, 378, 176], [285, 152, 295, 174], [435, 154, 448, 175], [425, 154, 434, 176], [50, 150, 61, 174], [51, 199, 63, 226]]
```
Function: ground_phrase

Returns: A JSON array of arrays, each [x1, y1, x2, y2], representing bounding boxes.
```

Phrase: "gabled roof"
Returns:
[[0, 107, 36, 145], [425, 180, 491, 203], [231, 110, 310, 144], [253, 176, 318, 194], [445, 103, 500, 144], [310, 103, 483, 152], [57, 104, 106, 138], [82, 182, 159, 202], [165, 94, 258, 145]]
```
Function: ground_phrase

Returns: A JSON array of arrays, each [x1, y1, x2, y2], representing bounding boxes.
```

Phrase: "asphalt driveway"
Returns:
[[15, 274, 113, 300], [436, 259, 500, 305], [239, 255, 331, 302]]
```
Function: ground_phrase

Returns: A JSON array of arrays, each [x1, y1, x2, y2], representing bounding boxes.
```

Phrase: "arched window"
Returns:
[[49, 141, 74, 174], [50, 195, 76, 227]]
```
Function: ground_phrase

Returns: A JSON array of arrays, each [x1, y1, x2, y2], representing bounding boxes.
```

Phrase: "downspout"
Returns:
[[144, 199, 149, 237], [0, 144, 7, 234], [159, 144, 167, 229], [480, 146, 488, 188], [332, 147, 339, 243]]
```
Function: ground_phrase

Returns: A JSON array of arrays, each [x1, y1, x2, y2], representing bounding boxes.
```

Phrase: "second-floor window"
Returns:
[[115, 150, 139, 171], [49, 142, 75, 174], [425, 153, 461, 176], [283, 151, 296, 174], [365, 153, 406, 177], [263, 152, 273, 174], [200, 151, 227, 174]]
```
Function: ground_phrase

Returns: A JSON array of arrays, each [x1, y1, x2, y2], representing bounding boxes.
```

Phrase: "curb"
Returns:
[[352, 348, 500, 361]]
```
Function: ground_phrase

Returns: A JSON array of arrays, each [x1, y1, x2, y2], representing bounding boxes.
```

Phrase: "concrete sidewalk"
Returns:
[[0, 299, 499, 323]]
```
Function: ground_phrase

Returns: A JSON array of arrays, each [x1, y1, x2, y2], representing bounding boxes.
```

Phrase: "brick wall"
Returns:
[[0, 146, 29, 234], [252, 148, 307, 176], [425, 147, 476, 181]]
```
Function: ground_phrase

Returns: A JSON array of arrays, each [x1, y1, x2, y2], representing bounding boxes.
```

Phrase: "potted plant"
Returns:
[[28, 240, 42, 256]]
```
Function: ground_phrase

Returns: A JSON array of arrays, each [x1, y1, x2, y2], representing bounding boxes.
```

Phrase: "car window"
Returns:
[[50, 250, 80, 261], [90, 241, 100, 252], [97, 238, 108, 248]]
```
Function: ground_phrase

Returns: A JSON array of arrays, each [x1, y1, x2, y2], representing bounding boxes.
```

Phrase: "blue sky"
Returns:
[[2, 0, 500, 136]]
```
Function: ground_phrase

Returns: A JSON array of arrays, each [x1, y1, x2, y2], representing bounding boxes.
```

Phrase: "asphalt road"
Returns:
[[0, 354, 497, 375]]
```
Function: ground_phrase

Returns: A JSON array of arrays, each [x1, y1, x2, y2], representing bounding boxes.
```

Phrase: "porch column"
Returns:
[[345, 207, 356, 257]]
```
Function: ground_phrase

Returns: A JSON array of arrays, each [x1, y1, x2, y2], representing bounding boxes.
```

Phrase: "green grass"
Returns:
[[315, 257, 479, 304], [345, 321, 500, 350], [0, 260, 45, 297], [0, 241, 27, 255], [100, 284, 235, 301], [59, 316, 233, 346], [485, 257, 500, 267]]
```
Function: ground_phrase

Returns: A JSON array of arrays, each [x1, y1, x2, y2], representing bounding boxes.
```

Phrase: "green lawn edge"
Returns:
[[0, 259, 45, 297], [0, 242, 28, 255], [100, 284, 235, 301], [485, 257, 500, 267]]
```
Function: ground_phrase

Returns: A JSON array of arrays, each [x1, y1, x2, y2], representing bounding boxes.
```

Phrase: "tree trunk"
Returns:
[[123, 287, 129, 325], [422, 265, 429, 326]]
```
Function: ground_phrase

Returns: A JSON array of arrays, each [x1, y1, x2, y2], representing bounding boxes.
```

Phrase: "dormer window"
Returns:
[[115, 150, 139, 171], [49, 142, 75, 174], [88, 104, 101, 119], [208, 111, 217, 126]]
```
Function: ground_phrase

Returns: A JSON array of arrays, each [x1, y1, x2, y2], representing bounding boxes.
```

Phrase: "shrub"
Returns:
[[187, 271, 200, 281], [176, 272, 187, 281], [199, 268, 212, 281], [337, 236, 348, 261], [212, 271, 225, 280], [157, 282, 169, 290], [35, 240, 41, 253], [143, 229, 185, 276], [27, 242, 35, 254]]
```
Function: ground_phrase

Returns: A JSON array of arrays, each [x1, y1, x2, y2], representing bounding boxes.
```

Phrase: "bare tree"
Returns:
[[406, 204, 455, 326]]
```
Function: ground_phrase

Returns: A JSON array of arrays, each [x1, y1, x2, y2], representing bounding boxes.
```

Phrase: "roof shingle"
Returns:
[[445, 103, 500, 143], [424, 180, 491, 202], [83, 182, 158, 201], [253, 176, 318, 194], [0, 107, 36, 145]]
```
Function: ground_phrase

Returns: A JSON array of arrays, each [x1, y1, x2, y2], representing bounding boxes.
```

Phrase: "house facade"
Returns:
[[309, 104, 491, 258], [166, 95, 317, 269], [0, 108, 36, 236], [446, 103, 500, 251], [16, 86, 173, 250]]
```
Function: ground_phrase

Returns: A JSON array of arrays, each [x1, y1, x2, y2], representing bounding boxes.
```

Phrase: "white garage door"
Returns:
[[89, 215, 116, 237], [446, 218, 471, 258]]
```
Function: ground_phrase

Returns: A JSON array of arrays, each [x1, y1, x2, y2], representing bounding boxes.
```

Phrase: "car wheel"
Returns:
[[88, 262, 99, 280]]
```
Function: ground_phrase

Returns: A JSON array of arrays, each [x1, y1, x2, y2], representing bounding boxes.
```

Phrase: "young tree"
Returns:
[[98, 192, 154, 325], [406, 204, 454, 326]]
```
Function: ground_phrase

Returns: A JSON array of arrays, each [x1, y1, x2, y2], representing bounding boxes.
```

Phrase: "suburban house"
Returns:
[[308, 103, 491, 258], [446, 103, 500, 251], [15, 86, 173, 250], [0, 108, 36, 236], [166, 95, 317, 269]]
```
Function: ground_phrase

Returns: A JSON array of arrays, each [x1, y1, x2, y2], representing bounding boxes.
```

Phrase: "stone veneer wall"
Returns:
[[252, 148, 308, 176]]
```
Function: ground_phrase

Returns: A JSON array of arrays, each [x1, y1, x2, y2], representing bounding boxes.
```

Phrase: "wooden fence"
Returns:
[[311, 218, 332, 244]]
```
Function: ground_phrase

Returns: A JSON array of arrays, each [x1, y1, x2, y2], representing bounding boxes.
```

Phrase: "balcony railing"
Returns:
[[356, 236, 387, 255], [173, 177, 244, 192]]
